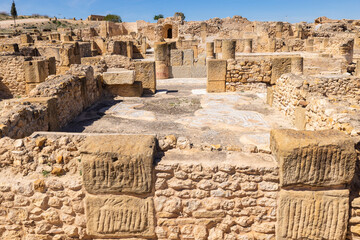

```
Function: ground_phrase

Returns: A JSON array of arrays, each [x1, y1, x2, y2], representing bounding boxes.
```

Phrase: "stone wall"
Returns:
[[0, 129, 358, 239], [0, 54, 26, 98], [226, 58, 272, 92], [154, 155, 278, 240], [272, 73, 360, 134], [29, 65, 101, 129]]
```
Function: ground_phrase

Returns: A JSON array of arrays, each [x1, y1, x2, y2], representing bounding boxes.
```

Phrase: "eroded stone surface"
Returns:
[[81, 135, 155, 194], [271, 129, 357, 187], [277, 190, 349, 240], [85, 195, 155, 238]]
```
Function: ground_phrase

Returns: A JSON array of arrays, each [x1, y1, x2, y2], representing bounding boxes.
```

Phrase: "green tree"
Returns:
[[174, 12, 185, 21], [154, 14, 164, 21], [104, 14, 122, 23], [10, 0, 17, 27]]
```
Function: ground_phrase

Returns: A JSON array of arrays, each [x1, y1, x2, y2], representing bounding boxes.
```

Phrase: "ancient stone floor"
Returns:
[[62, 78, 294, 151]]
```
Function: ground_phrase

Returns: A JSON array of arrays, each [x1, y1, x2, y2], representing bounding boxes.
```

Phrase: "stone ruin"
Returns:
[[0, 14, 360, 240]]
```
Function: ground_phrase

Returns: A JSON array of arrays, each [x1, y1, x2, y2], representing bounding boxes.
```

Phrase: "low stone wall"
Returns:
[[272, 73, 360, 134], [0, 129, 357, 240], [226, 58, 272, 92], [154, 154, 278, 240], [0, 100, 50, 139], [0, 54, 26, 98], [29, 65, 101, 129]]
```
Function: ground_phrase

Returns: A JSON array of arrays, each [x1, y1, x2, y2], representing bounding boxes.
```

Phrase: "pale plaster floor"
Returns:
[[62, 78, 295, 151]]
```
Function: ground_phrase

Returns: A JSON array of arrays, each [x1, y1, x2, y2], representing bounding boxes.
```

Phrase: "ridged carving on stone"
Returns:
[[85, 195, 155, 238], [281, 145, 356, 187], [277, 190, 349, 240], [82, 154, 152, 194]]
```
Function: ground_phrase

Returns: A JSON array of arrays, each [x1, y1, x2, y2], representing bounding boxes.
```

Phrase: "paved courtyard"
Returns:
[[63, 78, 294, 151]]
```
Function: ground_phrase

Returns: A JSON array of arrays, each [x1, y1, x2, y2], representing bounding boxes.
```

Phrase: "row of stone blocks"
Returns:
[[271, 129, 356, 240], [206, 56, 304, 93], [81, 135, 157, 238]]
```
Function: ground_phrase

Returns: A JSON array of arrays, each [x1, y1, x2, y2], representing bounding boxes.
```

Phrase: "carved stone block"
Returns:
[[85, 195, 155, 238], [277, 190, 349, 240], [270, 129, 357, 188]]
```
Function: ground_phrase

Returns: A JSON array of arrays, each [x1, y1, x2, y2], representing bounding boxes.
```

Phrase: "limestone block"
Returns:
[[222, 40, 236, 60], [0, 44, 19, 53], [271, 57, 291, 84], [291, 57, 304, 74], [103, 70, 135, 85], [24, 60, 48, 83], [207, 59, 227, 81], [270, 129, 357, 187], [155, 61, 169, 79], [206, 42, 215, 58], [106, 81, 143, 97], [48, 57, 56, 75], [85, 195, 155, 238], [277, 190, 349, 240], [20, 34, 33, 44], [81, 135, 155, 194], [134, 61, 156, 94], [207, 80, 225, 93], [183, 49, 194, 66], [294, 107, 306, 130], [170, 49, 183, 66], [154, 42, 168, 62], [266, 86, 274, 107]]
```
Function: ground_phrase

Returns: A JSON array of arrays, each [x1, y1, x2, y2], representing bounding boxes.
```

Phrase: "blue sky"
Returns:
[[0, 0, 359, 23]]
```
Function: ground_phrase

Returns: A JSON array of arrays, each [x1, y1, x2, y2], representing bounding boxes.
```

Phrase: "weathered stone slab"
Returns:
[[207, 59, 227, 81], [85, 195, 155, 238], [183, 49, 194, 66], [271, 57, 291, 84], [277, 190, 349, 240], [103, 70, 135, 85], [270, 129, 357, 187], [81, 135, 155, 194], [107, 81, 143, 97], [170, 49, 183, 66], [207, 80, 225, 93], [134, 61, 156, 94]]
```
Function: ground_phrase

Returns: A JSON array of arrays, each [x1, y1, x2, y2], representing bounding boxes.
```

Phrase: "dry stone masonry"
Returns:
[[1, 9, 360, 240]]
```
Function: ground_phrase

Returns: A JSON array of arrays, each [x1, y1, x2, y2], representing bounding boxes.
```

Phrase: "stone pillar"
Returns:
[[339, 43, 353, 64], [154, 42, 169, 79], [214, 39, 222, 54], [200, 22, 207, 43], [206, 42, 215, 59], [24, 59, 50, 94], [141, 37, 147, 54], [268, 38, 276, 52], [244, 39, 253, 53], [291, 56, 303, 74], [275, 22, 283, 38], [306, 39, 314, 52], [126, 41, 133, 59], [271, 129, 356, 240], [222, 40, 236, 60], [355, 60, 360, 77], [207, 59, 227, 93], [134, 61, 156, 94], [271, 57, 292, 84]]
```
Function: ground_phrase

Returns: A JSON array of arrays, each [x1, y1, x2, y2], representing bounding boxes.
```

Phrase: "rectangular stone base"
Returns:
[[207, 80, 225, 93], [107, 81, 143, 97]]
